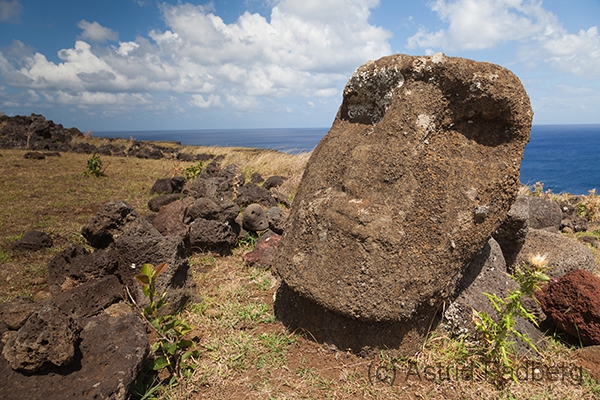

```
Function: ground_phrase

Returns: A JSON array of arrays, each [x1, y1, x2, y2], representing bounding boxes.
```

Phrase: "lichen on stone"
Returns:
[[341, 64, 405, 125]]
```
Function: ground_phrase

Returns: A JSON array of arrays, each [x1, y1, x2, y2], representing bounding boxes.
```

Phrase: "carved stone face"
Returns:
[[273, 53, 532, 336]]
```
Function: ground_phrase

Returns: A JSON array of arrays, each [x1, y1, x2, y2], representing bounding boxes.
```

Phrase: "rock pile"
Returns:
[[0, 200, 200, 399], [0, 113, 211, 161], [147, 161, 288, 259]]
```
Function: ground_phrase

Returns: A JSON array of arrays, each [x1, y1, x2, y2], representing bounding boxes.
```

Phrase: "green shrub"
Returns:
[[473, 254, 550, 380], [134, 263, 200, 380], [184, 161, 204, 180], [85, 153, 107, 177]]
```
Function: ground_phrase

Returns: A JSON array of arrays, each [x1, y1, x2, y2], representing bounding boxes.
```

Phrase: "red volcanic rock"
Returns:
[[244, 234, 281, 267], [536, 269, 600, 345]]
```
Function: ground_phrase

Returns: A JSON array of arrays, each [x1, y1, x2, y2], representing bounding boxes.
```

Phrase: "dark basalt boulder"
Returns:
[[47, 244, 119, 292], [152, 199, 190, 238], [236, 183, 277, 207], [188, 218, 238, 255], [515, 228, 595, 278], [11, 230, 53, 252], [81, 200, 161, 249], [187, 197, 240, 223], [148, 193, 185, 212], [527, 196, 563, 231], [0, 311, 149, 400], [114, 234, 196, 315], [1, 304, 78, 373], [264, 175, 285, 189], [266, 206, 287, 235], [23, 151, 45, 159], [493, 195, 529, 271]]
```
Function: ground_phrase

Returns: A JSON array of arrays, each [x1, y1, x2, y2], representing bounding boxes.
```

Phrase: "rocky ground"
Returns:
[[1, 113, 600, 399]]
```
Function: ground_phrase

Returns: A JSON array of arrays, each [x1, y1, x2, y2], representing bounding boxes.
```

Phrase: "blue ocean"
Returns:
[[96, 124, 600, 196]]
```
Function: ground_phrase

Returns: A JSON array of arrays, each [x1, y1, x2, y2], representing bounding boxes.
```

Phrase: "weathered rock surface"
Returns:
[[516, 228, 595, 278], [243, 233, 282, 267], [536, 269, 600, 346], [81, 201, 161, 248], [150, 177, 185, 195], [53, 275, 123, 320], [0, 312, 149, 400], [236, 183, 277, 207], [274, 52, 533, 348], [11, 230, 53, 252], [2, 304, 78, 372], [148, 193, 185, 212], [443, 239, 511, 336], [243, 203, 269, 232], [47, 243, 121, 293], [187, 197, 240, 223], [152, 199, 190, 238], [266, 206, 287, 235], [114, 234, 196, 315], [188, 219, 238, 255], [264, 176, 285, 189], [527, 196, 562, 231], [0, 297, 37, 330], [493, 195, 529, 270]]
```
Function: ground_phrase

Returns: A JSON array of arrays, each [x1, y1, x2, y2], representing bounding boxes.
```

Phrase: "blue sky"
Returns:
[[0, 0, 599, 132]]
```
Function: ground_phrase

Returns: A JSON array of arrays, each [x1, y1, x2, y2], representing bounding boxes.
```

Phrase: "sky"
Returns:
[[0, 0, 599, 132]]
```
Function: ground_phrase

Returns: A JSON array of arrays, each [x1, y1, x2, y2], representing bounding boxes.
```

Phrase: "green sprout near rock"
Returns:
[[134, 263, 199, 379], [184, 161, 204, 180], [473, 254, 550, 381]]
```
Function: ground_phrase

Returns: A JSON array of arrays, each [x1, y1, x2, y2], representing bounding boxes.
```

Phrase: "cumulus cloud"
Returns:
[[0, 0, 392, 116], [407, 0, 600, 78], [189, 94, 223, 108], [0, 0, 21, 22], [77, 20, 119, 42]]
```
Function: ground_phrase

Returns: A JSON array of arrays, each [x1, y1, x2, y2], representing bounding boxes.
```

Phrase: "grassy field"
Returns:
[[1, 145, 599, 399]]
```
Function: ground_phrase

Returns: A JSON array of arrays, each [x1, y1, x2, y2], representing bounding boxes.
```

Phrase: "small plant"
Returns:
[[473, 254, 550, 379], [237, 232, 258, 250], [85, 153, 107, 177], [134, 263, 200, 380], [532, 182, 544, 196], [0, 249, 10, 263], [184, 161, 204, 180]]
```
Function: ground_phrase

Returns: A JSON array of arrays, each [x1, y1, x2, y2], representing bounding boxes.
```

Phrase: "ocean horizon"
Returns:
[[96, 124, 600, 196]]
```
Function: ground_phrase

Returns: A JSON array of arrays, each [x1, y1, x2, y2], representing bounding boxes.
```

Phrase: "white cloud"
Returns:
[[408, 0, 600, 79], [540, 26, 600, 78], [0, 0, 21, 22], [189, 94, 223, 108], [226, 94, 260, 110], [77, 20, 119, 42], [0, 0, 391, 116]]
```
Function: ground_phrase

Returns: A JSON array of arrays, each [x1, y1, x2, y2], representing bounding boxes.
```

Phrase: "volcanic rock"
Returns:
[[81, 200, 161, 248], [2, 304, 78, 372], [273, 53, 532, 353], [536, 269, 600, 346], [516, 228, 595, 278], [493, 195, 529, 270], [527, 196, 562, 231], [11, 230, 53, 252], [243, 204, 269, 232]]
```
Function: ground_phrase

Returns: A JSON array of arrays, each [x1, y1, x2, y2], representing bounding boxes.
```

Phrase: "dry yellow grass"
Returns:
[[1, 145, 599, 399]]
